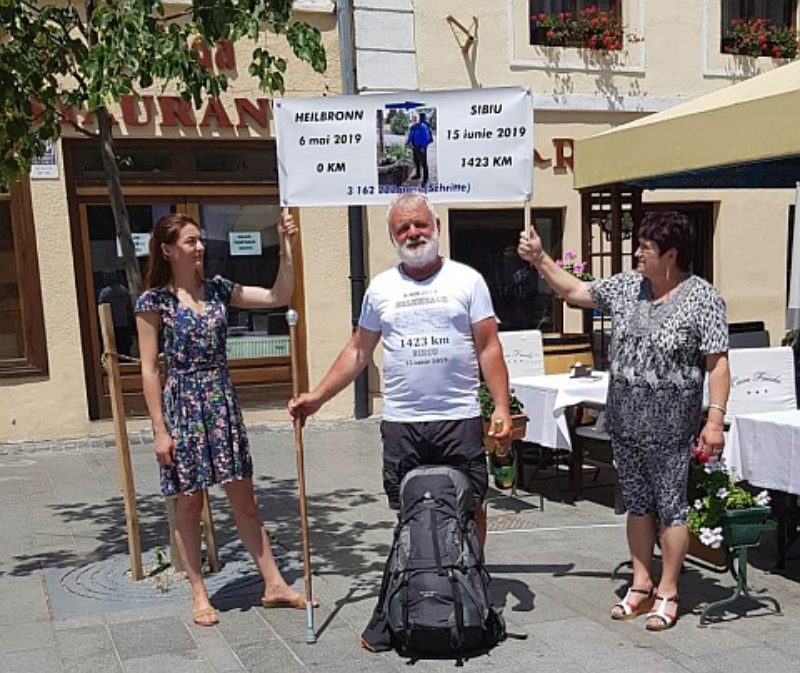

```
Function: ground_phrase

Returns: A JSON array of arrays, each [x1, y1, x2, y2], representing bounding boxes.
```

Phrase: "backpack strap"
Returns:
[[402, 578, 411, 650], [428, 506, 446, 576], [448, 569, 466, 650], [374, 520, 402, 615]]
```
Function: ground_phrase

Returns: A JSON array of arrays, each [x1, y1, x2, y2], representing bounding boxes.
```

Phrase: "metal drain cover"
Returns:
[[488, 513, 539, 531], [43, 546, 301, 620]]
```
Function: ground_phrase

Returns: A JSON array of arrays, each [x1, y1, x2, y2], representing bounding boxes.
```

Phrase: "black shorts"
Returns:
[[380, 417, 488, 510]]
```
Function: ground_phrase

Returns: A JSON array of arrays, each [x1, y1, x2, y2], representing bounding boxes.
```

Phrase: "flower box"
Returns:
[[529, 7, 626, 52], [687, 506, 773, 566], [687, 532, 727, 567], [687, 451, 772, 553], [722, 505, 773, 548], [377, 161, 411, 187], [720, 18, 798, 59]]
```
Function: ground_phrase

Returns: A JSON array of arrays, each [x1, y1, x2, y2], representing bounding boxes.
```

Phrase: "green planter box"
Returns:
[[722, 505, 774, 548]]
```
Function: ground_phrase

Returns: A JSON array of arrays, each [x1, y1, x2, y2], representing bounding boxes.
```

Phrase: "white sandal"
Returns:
[[611, 587, 654, 620], [645, 594, 679, 631]]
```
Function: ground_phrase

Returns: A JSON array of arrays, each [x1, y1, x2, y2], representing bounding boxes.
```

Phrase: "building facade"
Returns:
[[354, 0, 797, 398], [1, 1, 352, 441], [3, 1, 798, 441]]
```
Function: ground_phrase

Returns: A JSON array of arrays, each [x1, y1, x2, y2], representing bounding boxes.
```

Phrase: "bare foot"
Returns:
[[262, 585, 319, 609], [192, 596, 219, 626]]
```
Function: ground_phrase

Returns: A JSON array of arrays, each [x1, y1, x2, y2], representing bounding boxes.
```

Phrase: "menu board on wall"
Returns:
[[275, 87, 534, 206], [30, 140, 59, 180], [228, 231, 263, 256], [116, 233, 150, 258]]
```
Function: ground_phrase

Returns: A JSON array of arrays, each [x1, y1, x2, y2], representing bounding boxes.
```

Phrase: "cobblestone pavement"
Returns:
[[2, 418, 800, 672]]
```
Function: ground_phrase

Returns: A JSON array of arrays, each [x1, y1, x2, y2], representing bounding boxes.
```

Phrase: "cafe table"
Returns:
[[509, 371, 609, 450], [726, 409, 800, 567], [509, 372, 609, 497]]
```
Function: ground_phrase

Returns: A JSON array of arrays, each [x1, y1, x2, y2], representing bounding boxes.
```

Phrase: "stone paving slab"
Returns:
[[3, 418, 800, 672]]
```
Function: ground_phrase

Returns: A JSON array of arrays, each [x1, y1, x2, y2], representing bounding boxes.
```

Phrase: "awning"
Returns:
[[573, 61, 800, 190]]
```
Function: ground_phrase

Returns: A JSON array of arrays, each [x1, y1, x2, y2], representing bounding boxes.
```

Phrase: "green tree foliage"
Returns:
[[0, 0, 326, 295], [387, 109, 409, 135]]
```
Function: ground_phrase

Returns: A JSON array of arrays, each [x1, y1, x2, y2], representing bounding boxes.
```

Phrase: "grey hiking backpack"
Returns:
[[362, 465, 505, 659]]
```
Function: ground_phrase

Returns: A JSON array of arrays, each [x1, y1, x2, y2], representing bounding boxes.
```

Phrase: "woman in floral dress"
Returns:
[[136, 211, 311, 626], [518, 211, 730, 631]]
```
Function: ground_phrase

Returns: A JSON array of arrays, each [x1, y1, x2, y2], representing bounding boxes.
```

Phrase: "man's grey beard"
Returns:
[[394, 229, 440, 268]]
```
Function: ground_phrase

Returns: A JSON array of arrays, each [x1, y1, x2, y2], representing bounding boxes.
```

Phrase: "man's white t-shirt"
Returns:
[[358, 259, 495, 422]]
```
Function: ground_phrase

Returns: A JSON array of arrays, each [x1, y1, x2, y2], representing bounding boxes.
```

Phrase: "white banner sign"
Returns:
[[229, 231, 263, 256], [275, 87, 533, 206]]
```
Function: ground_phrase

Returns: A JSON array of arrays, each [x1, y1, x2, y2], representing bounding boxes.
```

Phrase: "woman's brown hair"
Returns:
[[145, 213, 200, 289]]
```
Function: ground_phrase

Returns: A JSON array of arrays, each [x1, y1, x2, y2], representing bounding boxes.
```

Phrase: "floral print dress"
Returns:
[[135, 275, 253, 496]]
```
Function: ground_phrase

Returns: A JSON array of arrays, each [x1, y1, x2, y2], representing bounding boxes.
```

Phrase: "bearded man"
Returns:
[[289, 192, 510, 544]]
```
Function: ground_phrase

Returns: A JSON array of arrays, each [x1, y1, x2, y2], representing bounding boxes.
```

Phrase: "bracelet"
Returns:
[[708, 403, 727, 415]]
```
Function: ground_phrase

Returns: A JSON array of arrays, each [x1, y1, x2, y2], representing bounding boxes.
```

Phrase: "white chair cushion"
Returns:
[[704, 346, 797, 420], [498, 329, 545, 379]]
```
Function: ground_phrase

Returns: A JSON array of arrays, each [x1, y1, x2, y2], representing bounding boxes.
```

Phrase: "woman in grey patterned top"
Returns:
[[518, 211, 730, 631]]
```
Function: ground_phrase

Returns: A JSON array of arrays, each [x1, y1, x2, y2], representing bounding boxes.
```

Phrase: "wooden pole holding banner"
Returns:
[[164, 473, 220, 576], [201, 491, 221, 573], [284, 207, 316, 644], [98, 303, 144, 581], [164, 497, 183, 573], [524, 198, 532, 236]]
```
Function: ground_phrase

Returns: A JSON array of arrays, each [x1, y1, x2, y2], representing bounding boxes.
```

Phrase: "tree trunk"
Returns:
[[97, 107, 142, 298]]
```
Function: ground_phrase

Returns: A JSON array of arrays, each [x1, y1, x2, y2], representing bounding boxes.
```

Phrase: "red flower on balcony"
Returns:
[[530, 5, 631, 52], [722, 17, 798, 59]]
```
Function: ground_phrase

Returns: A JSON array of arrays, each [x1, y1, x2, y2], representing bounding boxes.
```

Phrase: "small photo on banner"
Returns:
[[377, 104, 438, 191]]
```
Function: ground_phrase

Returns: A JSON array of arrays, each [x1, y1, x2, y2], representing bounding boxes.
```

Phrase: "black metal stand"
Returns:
[[696, 542, 782, 625]]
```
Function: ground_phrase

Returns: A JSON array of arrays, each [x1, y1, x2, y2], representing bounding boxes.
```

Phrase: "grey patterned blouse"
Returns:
[[588, 271, 729, 446]]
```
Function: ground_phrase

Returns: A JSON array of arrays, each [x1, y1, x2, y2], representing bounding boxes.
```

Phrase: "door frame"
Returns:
[[67, 185, 308, 420]]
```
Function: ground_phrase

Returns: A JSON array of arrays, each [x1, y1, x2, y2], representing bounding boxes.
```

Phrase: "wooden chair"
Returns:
[[495, 330, 546, 503]]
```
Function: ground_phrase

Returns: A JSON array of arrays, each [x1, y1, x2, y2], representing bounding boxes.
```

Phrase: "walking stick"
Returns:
[[282, 207, 315, 642], [287, 308, 316, 643]]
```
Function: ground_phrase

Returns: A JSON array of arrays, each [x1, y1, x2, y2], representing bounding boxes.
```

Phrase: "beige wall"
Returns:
[[6, 2, 797, 439], [648, 188, 796, 342], [418, 1, 793, 100], [351, 0, 797, 403], [1, 10, 348, 441]]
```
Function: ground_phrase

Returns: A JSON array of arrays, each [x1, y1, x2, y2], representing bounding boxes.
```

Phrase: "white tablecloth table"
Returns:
[[725, 409, 800, 568], [726, 410, 800, 495], [510, 372, 609, 450]]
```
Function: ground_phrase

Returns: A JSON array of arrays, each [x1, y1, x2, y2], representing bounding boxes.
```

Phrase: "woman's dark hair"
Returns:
[[638, 210, 694, 271], [145, 213, 200, 289]]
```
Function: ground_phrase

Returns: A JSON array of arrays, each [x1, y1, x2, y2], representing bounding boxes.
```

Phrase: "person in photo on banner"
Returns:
[[135, 211, 316, 627], [406, 112, 433, 187], [518, 210, 730, 632], [288, 192, 511, 545]]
